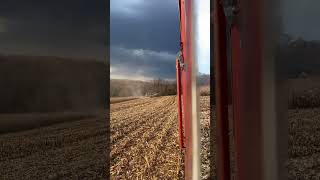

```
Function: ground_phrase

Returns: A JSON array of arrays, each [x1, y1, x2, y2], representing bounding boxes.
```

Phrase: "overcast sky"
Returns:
[[0, 0, 107, 61], [2, 0, 318, 81], [281, 0, 320, 41], [110, 0, 320, 80], [110, 0, 210, 80]]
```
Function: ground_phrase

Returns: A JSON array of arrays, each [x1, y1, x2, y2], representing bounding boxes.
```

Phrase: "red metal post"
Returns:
[[213, 0, 231, 180], [178, 0, 194, 179], [176, 59, 185, 148], [182, 0, 196, 178], [232, 0, 263, 179], [231, 18, 242, 180], [178, 0, 201, 178]]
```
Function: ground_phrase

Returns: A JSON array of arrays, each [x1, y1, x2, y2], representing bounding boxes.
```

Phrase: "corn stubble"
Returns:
[[288, 108, 320, 179], [1, 93, 318, 179], [0, 114, 108, 179], [111, 96, 210, 179]]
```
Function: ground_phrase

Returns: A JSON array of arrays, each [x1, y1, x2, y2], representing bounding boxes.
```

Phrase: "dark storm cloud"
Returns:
[[282, 0, 320, 40], [110, 0, 180, 54], [110, 0, 180, 79], [0, 0, 107, 61], [110, 46, 176, 80]]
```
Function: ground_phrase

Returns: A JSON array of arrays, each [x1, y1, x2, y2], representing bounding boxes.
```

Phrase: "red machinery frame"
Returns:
[[213, 1, 231, 179], [214, 0, 264, 179], [176, 0, 201, 179], [177, 0, 194, 178], [176, 58, 184, 148], [214, 0, 286, 179], [177, 0, 285, 179], [232, 1, 264, 179]]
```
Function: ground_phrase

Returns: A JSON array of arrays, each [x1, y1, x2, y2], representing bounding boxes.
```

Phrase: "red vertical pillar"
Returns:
[[178, 0, 201, 178], [213, 0, 231, 180], [178, 0, 193, 179], [176, 59, 185, 148], [232, 0, 263, 179]]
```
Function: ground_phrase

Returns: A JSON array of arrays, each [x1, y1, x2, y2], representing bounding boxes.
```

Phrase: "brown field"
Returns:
[[199, 85, 210, 96], [110, 95, 210, 179], [0, 112, 108, 179], [0, 112, 98, 134], [111, 94, 320, 179], [0, 93, 318, 179], [225, 108, 320, 179], [288, 77, 320, 108], [110, 97, 139, 104], [288, 108, 320, 179]]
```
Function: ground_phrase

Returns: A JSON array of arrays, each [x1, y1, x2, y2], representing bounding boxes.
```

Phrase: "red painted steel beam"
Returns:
[[213, 0, 231, 180], [178, 0, 193, 179], [231, 18, 242, 180], [176, 59, 185, 149], [178, 0, 201, 179], [183, 0, 199, 178], [232, 0, 263, 179]]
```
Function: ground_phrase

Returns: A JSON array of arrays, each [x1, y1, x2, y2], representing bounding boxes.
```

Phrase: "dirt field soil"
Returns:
[[110, 96, 210, 179], [0, 114, 108, 179]]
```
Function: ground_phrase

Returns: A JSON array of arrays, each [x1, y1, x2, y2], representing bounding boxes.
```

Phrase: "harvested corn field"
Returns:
[[0, 113, 108, 179], [110, 97, 139, 104], [288, 108, 320, 179], [111, 95, 210, 179], [218, 106, 320, 180]]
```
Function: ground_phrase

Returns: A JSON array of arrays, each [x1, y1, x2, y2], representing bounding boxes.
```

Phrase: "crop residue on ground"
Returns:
[[110, 96, 210, 179]]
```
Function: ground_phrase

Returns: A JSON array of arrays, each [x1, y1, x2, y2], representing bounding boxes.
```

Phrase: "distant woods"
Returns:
[[0, 55, 108, 113], [110, 78, 176, 97]]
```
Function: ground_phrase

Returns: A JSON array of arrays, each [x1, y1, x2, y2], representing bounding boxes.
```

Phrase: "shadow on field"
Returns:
[[0, 112, 98, 134], [0, 55, 108, 133]]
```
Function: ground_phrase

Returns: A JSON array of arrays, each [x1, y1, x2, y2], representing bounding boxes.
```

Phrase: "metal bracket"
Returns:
[[177, 50, 185, 71], [220, 0, 240, 29]]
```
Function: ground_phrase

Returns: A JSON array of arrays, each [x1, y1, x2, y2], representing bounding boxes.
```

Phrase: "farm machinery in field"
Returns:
[[176, 0, 287, 179]]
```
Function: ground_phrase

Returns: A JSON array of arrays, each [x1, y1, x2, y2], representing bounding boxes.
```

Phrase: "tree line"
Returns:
[[110, 78, 176, 97]]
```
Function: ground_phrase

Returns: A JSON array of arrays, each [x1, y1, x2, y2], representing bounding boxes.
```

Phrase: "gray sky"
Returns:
[[281, 0, 320, 40], [110, 0, 210, 80], [110, 0, 179, 80], [0, 0, 107, 61], [1, 0, 319, 78]]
